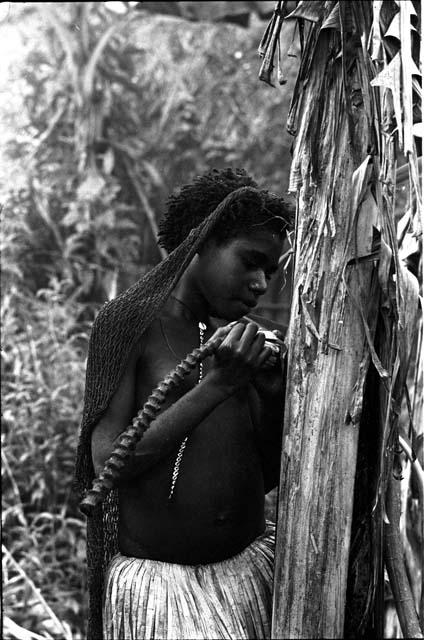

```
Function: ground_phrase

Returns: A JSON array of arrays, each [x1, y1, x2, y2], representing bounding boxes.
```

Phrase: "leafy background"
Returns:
[[1, 3, 296, 638]]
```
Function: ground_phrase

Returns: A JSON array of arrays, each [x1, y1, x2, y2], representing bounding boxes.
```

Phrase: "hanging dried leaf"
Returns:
[[260, 1, 422, 637], [384, 11, 419, 41], [371, 53, 403, 147], [351, 154, 372, 219], [396, 261, 419, 380], [258, 1, 285, 87], [320, 2, 342, 32], [378, 236, 394, 305], [370, 0, 383, 62], [284, 0, 324, 23], [398, 0, 421, 156], [347, 189, 380, 262]]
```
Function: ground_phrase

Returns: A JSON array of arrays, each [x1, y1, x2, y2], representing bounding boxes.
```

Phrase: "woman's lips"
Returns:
[[239, 299, 257, 309]]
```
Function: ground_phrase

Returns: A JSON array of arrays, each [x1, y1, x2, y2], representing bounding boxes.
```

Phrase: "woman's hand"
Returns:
[[206, 322, 272, 393], [253, 329, 286, 397]]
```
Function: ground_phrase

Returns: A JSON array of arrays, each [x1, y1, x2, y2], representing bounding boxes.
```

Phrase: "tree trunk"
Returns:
[[271, 17, 381, 640], [260, 1, 421, 636]]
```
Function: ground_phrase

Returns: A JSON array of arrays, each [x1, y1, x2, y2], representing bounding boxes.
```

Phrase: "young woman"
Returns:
[[75, 168, 294, 639]]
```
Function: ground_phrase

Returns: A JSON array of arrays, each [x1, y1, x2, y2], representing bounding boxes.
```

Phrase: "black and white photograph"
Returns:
[[1, 2, 422, 639]]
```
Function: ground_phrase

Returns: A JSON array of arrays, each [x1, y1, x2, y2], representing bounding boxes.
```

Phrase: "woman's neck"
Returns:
[[170, 275, 209, 325]]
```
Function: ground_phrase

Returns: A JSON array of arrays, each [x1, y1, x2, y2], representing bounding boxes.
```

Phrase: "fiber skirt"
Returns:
[[103, 521, 275, 639]]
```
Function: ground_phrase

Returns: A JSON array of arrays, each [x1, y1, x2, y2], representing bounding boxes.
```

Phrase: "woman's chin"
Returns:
[[210, 300, 251, 322]]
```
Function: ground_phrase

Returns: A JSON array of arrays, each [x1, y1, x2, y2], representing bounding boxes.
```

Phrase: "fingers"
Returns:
[[208, 322, 276, 389], [272, 329, 285, 341], [209, 321, 238, 342], [256, 345, 273, 369], [228, 322, 249, 342], [239, 322, 262, 348], [224, 322, 262, 353], [216, 323, 283, 369], [221, 322, 268, 367], [261, 350, 278, 369], [217, 322, 255, 350]]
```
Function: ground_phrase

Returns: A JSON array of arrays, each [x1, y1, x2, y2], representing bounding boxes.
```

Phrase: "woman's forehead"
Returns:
[[231, 229, 284, 251]]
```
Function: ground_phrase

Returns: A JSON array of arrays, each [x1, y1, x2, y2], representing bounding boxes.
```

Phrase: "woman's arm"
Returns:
[[250, 353, 287, 493], [91, 321, 271, 480]]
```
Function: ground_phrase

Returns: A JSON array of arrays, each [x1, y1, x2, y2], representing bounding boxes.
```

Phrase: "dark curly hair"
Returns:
[[157, 168, 294, 253]]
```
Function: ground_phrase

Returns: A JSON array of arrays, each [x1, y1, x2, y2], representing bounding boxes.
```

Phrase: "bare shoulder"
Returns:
[[137, 315, 169, 360]]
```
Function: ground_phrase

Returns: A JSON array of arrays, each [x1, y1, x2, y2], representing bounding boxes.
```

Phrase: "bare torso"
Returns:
[[117, 313, 266, 564], [91, 224, 287, 566]]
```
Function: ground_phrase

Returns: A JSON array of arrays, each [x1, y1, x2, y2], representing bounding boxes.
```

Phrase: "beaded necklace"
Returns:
[[168, 296, 207, 500]]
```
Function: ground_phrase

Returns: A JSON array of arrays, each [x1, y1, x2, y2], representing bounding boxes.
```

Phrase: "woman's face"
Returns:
[[194, 229, 283, 320]]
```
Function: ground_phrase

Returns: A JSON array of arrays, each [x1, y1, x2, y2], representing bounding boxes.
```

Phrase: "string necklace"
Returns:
[[168, 295, 207, 500]]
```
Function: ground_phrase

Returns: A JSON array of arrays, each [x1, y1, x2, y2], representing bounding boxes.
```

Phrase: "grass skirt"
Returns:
[[103, 522, 275, 639]]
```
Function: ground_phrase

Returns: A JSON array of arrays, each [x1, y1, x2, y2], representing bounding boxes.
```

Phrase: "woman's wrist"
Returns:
[[201, 369, 240, 398]]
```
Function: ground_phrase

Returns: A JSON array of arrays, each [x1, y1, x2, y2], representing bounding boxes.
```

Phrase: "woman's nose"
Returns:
[[249, 271, 268, 295]]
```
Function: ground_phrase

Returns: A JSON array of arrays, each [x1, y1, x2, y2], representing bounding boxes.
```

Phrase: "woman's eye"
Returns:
[[243, 258, 259, 270]]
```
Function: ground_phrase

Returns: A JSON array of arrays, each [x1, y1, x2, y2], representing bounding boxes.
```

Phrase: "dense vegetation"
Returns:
[[1, 4, 296, 637]]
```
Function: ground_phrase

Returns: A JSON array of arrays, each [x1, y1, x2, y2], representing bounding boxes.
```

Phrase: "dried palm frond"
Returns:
[[260, 1, 422, 637]]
